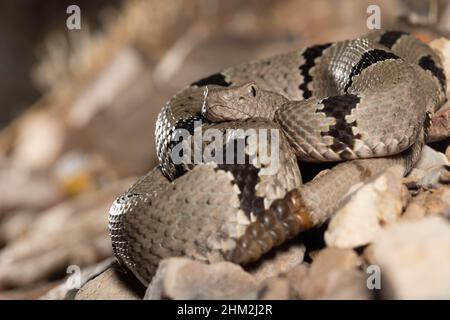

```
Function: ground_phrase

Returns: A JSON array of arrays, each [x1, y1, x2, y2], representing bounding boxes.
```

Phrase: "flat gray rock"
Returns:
[[145, 257, 257, 300], [372, 217, 450, 299]]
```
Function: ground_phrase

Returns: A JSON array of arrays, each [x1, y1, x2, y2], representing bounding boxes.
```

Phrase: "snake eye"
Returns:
[[250, 85, 257, 97], [239, 96, 245, 102]]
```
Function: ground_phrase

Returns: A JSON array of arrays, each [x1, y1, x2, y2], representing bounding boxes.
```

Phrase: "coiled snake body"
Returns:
[[109, 30, 446, 285]]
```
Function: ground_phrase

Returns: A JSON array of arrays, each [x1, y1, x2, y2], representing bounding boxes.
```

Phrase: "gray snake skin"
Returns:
[[109, 30, 447, 285]]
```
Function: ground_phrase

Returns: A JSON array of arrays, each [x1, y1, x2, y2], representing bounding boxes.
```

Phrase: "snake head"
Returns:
[[202, 82, 259, 122]]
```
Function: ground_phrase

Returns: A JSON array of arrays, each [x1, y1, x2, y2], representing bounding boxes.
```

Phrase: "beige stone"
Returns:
[[145, 258, 257, 300], [325, 165, 404, 248], [247, 241, 305, 282], [403, 186, 450, 219], [372, 217, 450, 299], [75, 263, 144, 300]]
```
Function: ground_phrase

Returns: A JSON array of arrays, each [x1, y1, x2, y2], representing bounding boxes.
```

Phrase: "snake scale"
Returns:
[[109, 30, 447, 285]]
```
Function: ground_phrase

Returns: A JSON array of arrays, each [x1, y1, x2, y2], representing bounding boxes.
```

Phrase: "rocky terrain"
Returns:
[[36, 142, 450, 300], [0, 0, 450, 300]]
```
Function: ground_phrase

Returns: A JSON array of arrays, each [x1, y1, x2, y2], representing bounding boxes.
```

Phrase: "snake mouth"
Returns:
[[203, 99, 254, 122], [202, 101, 230, 122]]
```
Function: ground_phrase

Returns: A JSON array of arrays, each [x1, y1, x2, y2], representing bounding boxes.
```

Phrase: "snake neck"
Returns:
[[402, 122, 428, 174], [255, 90, 289, 121]]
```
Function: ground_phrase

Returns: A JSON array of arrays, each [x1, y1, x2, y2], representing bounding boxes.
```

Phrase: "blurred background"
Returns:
[[0, 0, 449, 299]]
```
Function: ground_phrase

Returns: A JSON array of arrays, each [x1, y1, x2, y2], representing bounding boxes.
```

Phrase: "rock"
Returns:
[[401, 184, 411, 209], [305, 269, 371, 300], [11, 111, 65, 171], [0, 167, 64, 216], [41, 283, 75, 300], [284, 264, 310, 298], [402, 186, 450, 219], [404, 168, 427, 183], [144, 258, 257, 300], [306, 250, 320, 261], [405, 146, 450, 190], [363, 245, 376, 265], [0, 280, 64, 300], [247, 239, 305, 282], [299, 248, 370, 300], [255, 263, 310, 300], [446, 145, 450, 162], [40, 258, 115, 300], [445, 209, 450, 221], [430, 37, 450, 94], [405, 166, 450, 191], [325, 165, 404, 248], [427, 106, 450, 142], [255, 250, 369, 300], [413, 145, 449, 170], [308, 247, 361, 276], [372, 217, 450, 299], [75, 262, 145, 300], [0, 179, 133, 289], [0, 210, 35, 244], [257, 277, 291, 300], [420, 166, 450, 188], [251, 264, 309, 300]]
